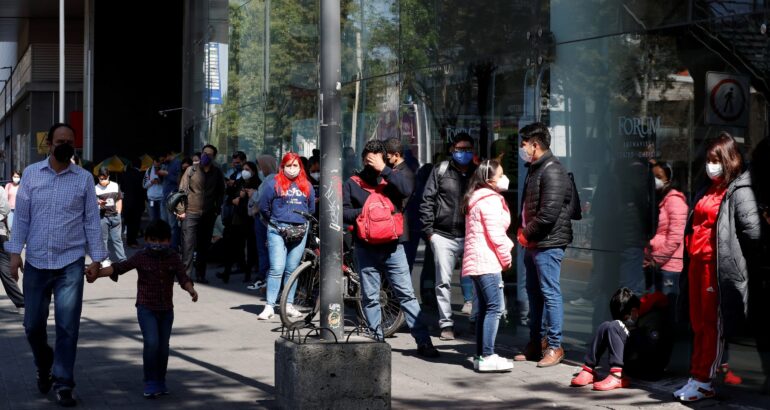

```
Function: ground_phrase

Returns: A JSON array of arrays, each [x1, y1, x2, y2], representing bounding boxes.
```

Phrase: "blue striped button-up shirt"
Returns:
[[5, 159, 107, 269]]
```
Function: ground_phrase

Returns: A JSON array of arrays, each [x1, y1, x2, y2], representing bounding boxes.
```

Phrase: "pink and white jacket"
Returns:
[[462, 188, 514, 276], [648, 189, 688, 272]]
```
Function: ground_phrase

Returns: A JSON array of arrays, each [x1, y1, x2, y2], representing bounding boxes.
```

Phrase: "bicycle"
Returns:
[[279, 211, 406, 337]]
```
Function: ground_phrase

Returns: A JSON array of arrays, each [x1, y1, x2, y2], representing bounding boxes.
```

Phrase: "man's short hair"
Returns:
[[609, 287, 641, 321], [144, 220, 172, 241], [202, 144, 218, 156], [47, 123, 75, 142], [361, 139, 386, 160], [453, 133, 474, 147], [519, 122, 551, 149], [232, 150, 247, 161], [384, 138, 403, 155], [98, 167, 110, 178]]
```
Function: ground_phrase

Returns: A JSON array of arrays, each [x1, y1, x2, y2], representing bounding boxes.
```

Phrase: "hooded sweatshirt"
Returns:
[[462, 187, 514, 276]]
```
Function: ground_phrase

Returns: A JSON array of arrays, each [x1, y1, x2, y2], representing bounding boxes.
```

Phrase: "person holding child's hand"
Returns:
[[89, 220, 197, 398]]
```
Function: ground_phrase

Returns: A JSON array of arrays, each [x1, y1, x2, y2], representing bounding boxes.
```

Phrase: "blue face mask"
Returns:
[[452, 151, 474, 166]]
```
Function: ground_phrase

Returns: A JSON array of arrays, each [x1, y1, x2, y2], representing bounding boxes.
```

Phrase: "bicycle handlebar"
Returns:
[[293, 210, 319, 225]]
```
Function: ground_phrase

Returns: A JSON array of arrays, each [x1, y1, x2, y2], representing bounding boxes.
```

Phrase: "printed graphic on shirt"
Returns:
[[96, 181, 122, 217], [284, 186, 307, 205]]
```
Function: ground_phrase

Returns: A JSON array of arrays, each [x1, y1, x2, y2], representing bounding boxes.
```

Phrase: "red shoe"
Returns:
[[571, 365, 595, 387], [722, 369, 743, 385], [593, 372, 630, 391]]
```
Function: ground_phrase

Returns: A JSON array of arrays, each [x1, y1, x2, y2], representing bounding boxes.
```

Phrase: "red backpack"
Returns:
[[350, 175, 404, 244]]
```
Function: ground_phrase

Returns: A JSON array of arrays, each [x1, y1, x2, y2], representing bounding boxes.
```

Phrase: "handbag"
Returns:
[[271, 221, 307, 243]]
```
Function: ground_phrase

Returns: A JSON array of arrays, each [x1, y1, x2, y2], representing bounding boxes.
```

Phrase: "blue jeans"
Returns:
[[471, 273, 504, 357], [524, 247, 565, 348], [255, 218, 269, 281], [148, 199, 162, 222], [355, 243, 430, 344], [23, 258, 85, 391], [266, 222, 308, 306], [136, 305, 174, 383], [658, 270, 680, 296], [100, 214, 127, 262]]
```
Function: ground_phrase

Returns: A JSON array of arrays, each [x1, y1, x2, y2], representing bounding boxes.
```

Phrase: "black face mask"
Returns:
[[53, 143, 75, 164], [359, 166, 379, 185]]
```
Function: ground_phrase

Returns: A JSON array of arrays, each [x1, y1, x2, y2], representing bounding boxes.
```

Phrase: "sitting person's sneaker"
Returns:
[[257, 305, 274, 320], [570, 365, 595, 387], [592, 370, 630, 391], [417, 341, 440, 358], [37, 368, 53, 394], [143, 381, 162, 399], [674, 379, 715, 402], [477, 354, 514, 373], [56, 389, 77, 407], [719, 364, 743, 385]]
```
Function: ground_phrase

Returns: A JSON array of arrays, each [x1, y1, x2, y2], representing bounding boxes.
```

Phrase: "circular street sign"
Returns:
[[709, 78, 746, 122]]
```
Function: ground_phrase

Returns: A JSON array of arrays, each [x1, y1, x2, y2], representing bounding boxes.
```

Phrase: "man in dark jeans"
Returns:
[[343, 139, 439, 358], [177, 144, 225, 284], [513, 122, 574, 368]]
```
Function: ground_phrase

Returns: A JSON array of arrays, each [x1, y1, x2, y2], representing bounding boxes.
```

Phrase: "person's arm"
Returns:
[[83, 176, 108, 264], [116, 187, 124, 214], [418, 168, 439, 239], [380, 166, 414, 207], [259, 179, 275, 221], [650, 195, 688, 266], [142, 169, 153, 189], [733, 186, 762, 262], [172, 254, 198, 301], [342, 179, 362, 225], [523, 164, 569, 241], [481, 196, 514, 269], [5, 175, 31, 280]]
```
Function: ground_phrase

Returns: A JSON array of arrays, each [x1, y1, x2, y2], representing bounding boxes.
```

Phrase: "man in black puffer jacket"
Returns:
[[513, 122, 573, 368]]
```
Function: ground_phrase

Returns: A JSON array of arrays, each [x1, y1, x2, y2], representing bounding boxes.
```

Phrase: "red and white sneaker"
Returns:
[[674, 379, 715, 402], [570, 365, 595, 387], [593, 373, 630, 391]]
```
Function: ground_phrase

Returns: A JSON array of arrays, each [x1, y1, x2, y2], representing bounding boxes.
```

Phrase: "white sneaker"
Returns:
[[477, 354, 514, 372], [675, 379, 715, 402], [569, 297, 591, 307], [257, 305, 274, 320], [246, 280, 266, 291], [285, 304, 303, 318], [461, 301, 473, 315], [673, 378, 695, 397]]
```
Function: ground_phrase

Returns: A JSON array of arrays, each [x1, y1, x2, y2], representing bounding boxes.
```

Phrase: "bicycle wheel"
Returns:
[[354, 272, 406, 338], [279, 261, 320, 328]]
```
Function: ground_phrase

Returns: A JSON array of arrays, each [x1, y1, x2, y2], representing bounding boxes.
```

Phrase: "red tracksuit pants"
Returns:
[[688, 254, 724, 382]]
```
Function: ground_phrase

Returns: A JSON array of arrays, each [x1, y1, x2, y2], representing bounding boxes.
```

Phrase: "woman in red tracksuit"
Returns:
[[674, 133, 762, 402]]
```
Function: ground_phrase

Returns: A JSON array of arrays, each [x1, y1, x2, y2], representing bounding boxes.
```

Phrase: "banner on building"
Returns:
[[706, 72, 749, 127], [205, 42, 223, 105]]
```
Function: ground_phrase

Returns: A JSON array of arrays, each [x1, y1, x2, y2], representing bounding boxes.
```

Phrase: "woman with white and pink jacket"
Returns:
[[645, 163, 688, 297], [462, 159, 515, 372]]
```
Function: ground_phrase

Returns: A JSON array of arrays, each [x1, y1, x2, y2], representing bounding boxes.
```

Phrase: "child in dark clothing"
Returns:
[[571, 287, 671, 391], [87, 220, 198, 398]]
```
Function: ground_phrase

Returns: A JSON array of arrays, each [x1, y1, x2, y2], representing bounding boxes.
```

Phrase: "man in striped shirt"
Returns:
[[5, 123, 107, 407]]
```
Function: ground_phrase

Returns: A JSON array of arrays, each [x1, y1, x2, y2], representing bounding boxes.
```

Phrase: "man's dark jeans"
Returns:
[[23, 258, 85, 391], [181, 211, 217, 280]]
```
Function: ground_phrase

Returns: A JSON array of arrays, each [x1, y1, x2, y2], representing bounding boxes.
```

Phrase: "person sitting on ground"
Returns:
[[86, 220, 198, 398], [571, 287, 671, 391]]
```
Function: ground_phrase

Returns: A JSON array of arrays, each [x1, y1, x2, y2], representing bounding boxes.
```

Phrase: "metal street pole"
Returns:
[[319, 0, 344, 341], [59, 0, 65, 122]]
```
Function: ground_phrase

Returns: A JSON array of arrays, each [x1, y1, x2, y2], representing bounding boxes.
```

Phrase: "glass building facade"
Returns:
[[189, 0, 769, 384]]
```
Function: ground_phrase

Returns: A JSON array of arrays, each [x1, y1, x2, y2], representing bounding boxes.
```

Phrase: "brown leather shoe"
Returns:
[[537, 346, 565, 367], [513, 338, 547, 362]]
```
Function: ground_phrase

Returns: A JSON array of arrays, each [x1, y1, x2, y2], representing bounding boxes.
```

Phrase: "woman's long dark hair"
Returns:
[[462, 159, 501, 215]]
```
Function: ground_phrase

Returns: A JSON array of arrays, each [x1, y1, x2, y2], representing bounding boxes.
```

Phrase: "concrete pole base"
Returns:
[[275, 336, 391, 410]]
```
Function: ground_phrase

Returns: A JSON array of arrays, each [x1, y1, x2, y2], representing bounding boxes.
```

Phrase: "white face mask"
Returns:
[[495, 175, 510, 191], [310, 172, 320, 180], [518, 146, 533, 163], [706, 163, 723, 180], [284, 167, 300, 179], [241, 170, 253, 180], [654, 177, 665, 190], [12, 177, 20, 184]]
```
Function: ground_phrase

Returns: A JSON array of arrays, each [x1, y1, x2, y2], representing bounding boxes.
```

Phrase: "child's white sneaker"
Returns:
[[477, 354, 513, 372], [257, 305, 274, 320], [285, 304, 303, 318]]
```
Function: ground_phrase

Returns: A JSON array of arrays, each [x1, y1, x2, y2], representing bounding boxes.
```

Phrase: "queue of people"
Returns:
[[1, 121, 769, 406]]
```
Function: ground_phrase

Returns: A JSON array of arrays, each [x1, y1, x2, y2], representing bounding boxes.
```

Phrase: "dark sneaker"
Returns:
[[417, 342, 440, 358], [143, 381, 161, 399], [56, 389, 77, 407], [159, 381, 169, 395], [37, 368, 53, 394], [439, 327, 455, 341]]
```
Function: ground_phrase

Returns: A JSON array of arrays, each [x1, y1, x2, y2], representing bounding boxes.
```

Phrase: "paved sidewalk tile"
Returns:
[[1, 265, 769, 409]]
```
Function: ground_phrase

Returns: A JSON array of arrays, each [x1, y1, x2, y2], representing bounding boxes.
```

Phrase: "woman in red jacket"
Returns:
[[674, 133, 762, 402]]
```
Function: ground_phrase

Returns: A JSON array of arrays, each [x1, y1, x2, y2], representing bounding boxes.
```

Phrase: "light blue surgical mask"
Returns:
[[452, 151, 473, 166]]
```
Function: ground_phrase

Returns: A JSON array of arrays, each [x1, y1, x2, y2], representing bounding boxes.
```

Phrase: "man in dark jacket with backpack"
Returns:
[[513, 122, 574, 368], [419, 133, 477, 341], [343, 139, 439, 358]]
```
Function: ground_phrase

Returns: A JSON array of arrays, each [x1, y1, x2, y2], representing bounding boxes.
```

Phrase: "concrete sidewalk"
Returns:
[[1, 266, 769, 409]]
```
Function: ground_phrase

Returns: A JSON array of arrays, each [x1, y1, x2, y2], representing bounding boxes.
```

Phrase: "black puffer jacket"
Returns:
[[678, 171, 762, 337], [519, 151, 573, 248], [419, 160, 475, 239]]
